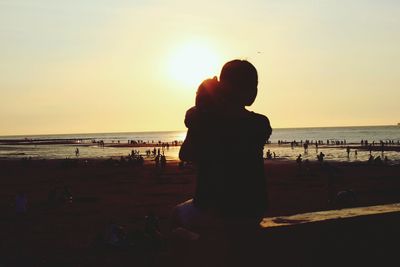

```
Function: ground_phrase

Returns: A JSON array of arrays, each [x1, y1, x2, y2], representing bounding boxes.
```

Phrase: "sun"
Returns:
[[167, 40, 221, 89]]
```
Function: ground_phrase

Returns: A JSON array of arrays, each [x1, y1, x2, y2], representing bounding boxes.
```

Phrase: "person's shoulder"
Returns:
[[246, 111, 272, 136], [185, 106, 213, 128], [247, 111, 270, 125]]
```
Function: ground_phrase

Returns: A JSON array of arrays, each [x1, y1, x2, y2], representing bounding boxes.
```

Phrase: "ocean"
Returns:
[[0, 125, 399, 162]]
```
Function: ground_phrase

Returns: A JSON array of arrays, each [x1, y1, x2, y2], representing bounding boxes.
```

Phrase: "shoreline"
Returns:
[[1, 152, 400, 167], [2, 138, 400, 149]]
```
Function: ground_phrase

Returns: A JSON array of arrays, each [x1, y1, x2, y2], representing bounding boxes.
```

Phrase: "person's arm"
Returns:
[[255, 114, 272, 144], [264, 116, 272, 143], [179, 127, 197, 162], [179, 107, 200, 162]]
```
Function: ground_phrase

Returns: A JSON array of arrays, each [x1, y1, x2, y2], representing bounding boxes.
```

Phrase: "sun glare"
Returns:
[[167, 40, 221, 89]]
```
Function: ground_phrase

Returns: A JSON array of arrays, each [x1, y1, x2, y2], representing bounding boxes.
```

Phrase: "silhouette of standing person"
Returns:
[[176, 60, 272, 226], [296, 154, 302, 165], [303, 143, 308, 154]]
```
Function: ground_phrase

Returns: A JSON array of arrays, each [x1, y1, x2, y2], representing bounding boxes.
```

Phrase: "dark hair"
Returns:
[[219, 60, 258, 106], [195, 77, 220, 111]]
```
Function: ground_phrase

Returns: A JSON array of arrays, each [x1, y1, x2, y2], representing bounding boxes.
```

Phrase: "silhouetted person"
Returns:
[[368, 155, 374, 164], [317, 152, 325, 162], [296, 154, 302, 166], [303, 143, 308, 154], [160, 155, 166, 168], [266, 149, 272, 160], [179, 60, 272, 221], [155, 154, 160, 168]]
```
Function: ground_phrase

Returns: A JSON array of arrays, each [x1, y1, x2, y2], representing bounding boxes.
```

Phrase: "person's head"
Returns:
[[219, 60, 258, 107], [195, 76, 220, 111]]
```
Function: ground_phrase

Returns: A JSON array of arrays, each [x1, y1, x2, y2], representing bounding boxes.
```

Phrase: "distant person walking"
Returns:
[[317, 152, 325, 162], [303, 143, 308, 154]]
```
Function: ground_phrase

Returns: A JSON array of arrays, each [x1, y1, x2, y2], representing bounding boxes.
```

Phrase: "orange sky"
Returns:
[[1, 0, 399, 135]]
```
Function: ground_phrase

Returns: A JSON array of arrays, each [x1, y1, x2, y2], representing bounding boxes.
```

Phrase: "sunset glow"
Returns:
[[167, 40, 222, 89], [1, 1, 400, 135]]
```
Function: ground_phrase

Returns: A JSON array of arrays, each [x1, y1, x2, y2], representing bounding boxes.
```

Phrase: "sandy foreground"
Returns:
[[0, 158, 400, 266]]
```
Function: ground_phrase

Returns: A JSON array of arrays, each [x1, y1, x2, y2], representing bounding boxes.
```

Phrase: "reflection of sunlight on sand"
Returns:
[[2, 143, 399, 163], [261, 203, 400, 228]]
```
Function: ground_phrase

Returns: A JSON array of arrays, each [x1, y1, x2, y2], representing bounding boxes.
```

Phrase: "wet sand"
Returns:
[[0, 159, 400, 266]]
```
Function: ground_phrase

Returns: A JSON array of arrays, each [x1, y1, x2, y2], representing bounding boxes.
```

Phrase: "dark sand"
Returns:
[[0, 159, 400, 266]]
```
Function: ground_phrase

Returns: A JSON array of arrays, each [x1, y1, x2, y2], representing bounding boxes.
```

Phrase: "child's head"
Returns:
[[195, 76, 220, 111], [219, 60, 258, 107]]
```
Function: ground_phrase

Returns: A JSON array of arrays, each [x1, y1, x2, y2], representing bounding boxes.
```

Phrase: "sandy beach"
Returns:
[[0, 158, 399, 266]]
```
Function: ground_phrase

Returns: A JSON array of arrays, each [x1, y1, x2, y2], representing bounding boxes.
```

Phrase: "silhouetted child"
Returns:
[[179, 77, 221, 161]]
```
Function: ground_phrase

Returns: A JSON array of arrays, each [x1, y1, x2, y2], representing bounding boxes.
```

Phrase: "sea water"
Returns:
[[0, 126, 399, 162]]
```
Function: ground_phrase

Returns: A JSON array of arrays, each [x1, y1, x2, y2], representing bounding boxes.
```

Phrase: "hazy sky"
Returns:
[[1, 0, 399, 135]]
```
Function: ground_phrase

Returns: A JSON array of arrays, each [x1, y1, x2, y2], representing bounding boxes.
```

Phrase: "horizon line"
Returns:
[[0, 124, 397, 138]]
